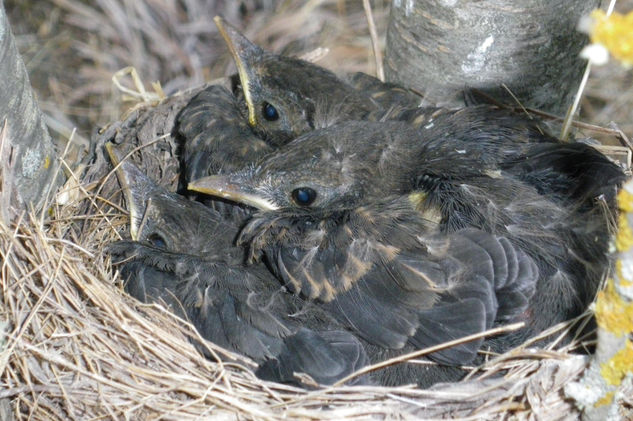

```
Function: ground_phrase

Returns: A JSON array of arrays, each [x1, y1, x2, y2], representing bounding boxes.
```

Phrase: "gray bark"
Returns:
[[0, 1, 62, 221], [384, 0, 599, 116]]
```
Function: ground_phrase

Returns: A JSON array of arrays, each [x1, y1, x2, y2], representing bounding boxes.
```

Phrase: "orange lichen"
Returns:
[[594, 279, 633, 336], [589, 10, 633, 67]]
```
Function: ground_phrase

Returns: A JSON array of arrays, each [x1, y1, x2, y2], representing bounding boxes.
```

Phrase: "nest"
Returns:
[[2, 1, 633, 419], [3, 82, 627, 420]]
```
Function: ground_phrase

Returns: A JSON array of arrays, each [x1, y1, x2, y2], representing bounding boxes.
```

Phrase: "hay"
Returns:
[[6, 0, 387, 148]]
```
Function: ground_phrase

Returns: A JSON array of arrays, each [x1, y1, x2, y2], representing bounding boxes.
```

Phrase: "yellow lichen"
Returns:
[[618, 188, 633, 213], [595, 279, 633, 336], [615, 259, 633, 287], [600, 339, 633, 386], [44, 155, 51, 169], [594, 391, 614, 407], [615, 213, 633, 252], [590, 10, 633, 67]]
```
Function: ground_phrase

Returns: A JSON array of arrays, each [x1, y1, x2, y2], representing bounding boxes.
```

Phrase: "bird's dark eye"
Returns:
[[291, 187, 317, 206], [147, 233, 167, 249], [262, 102, 279, 121]]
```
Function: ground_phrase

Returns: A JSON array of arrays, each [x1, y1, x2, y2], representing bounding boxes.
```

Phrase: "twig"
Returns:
[[560, 0, 618, 141], [362, 0, 384, 81], [333, 322, 525, 386], [560, 62, 592, 141]]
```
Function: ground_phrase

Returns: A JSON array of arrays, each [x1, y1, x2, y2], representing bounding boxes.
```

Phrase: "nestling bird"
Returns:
[[105, 143, 369, 386], [106, 141, 546, 387], [189, 119, 623, 385], [176, 17, 420, 215], [180, 16, 420, 157], [211, 16, 380, 146], [181, 16, 613, 210], [176, 17, 377, 186]]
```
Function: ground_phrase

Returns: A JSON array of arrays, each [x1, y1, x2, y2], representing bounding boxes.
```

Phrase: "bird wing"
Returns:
[[256, 328, 370, 386], [243, 203, 538, 365], [501, 141, 625, 209], [109, 241, 291, 361], [109, 241, 371, 384]]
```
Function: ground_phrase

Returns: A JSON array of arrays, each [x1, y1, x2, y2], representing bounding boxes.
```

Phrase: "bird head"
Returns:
[[187, 121, 426, 213], [214, 16, 378, 145], [106, 143, 238, 257]]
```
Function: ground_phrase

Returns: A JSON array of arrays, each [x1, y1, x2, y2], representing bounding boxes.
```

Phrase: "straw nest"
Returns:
[[2, 1, 633, 419], [1, 81, 631, 420]]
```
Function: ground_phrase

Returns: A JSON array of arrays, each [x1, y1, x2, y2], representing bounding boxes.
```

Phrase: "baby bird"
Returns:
[[105, 143, 369, 386], [108, 141, 545, 387], [177, 16, 422, 183], [189, 119, 623, 384], [213, 16, 378, 145]]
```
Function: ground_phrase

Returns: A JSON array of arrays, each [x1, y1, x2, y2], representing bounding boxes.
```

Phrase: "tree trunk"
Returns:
[[0, 1, 62, 222], [384, 0, 599, 116]]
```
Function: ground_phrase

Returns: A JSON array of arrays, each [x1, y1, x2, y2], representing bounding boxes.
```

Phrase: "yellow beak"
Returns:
[[188, 174, 278, 211], [105, 143, 149, 240], [214, 16, 260, 127]]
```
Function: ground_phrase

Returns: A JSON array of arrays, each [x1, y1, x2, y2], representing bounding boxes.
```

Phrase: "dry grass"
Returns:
[[6, 0, 388, 160]]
